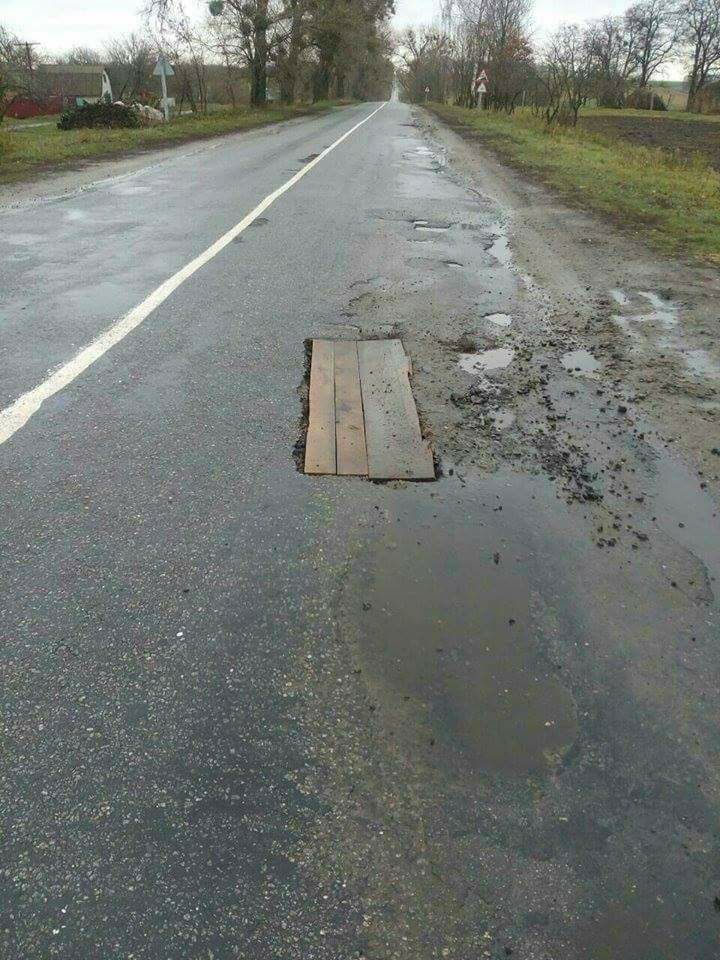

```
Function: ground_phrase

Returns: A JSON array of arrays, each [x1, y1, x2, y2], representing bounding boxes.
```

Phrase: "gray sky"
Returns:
[[2, 0, 652, 56]]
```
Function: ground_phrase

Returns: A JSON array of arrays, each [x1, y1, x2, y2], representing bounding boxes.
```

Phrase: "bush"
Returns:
[[625, 89, 668, 111], [58, 101, 140, 130]]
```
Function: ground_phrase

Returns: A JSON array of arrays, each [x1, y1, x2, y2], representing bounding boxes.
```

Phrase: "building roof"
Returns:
[[36, 64, 108, 98]]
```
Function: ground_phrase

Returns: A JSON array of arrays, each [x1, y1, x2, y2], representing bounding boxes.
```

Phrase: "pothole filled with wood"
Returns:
[[302, 339, 435, 480]]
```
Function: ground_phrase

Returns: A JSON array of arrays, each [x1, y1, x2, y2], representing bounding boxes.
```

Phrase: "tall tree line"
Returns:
[[397, 0, 720, 116], [148, 0, 394, 107]]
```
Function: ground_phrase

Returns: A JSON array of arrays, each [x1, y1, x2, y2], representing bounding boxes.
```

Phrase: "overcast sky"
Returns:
[[1, 0, 648, 56]]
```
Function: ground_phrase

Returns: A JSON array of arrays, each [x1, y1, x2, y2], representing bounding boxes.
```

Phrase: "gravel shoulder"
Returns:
[[417, 106, 720, 503]]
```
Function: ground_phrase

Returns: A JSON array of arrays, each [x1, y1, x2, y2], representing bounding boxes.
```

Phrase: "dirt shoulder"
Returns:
[[426, 102, 720, 264], [416, 106, 720, 505]]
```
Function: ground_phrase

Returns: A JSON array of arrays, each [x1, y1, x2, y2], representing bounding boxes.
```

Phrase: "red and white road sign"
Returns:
[[474, 70, 489, 91]]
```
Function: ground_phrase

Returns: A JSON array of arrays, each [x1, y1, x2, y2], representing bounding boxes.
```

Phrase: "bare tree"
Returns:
[[104, 33, 155, 101], [146, 0, 209, 112], [539, 24, 595, 125], [207, 0, 287, 106], [626, 0, 680, 88], [397, 26, 453, 103], [678, 0, 720, 110], [586, 16, 638, 107], [57, 46, 102, 65], [0, 25, 44, 120]]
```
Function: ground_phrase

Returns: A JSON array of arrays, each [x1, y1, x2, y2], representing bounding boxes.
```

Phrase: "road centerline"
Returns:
[[0, 101, 387, 448]]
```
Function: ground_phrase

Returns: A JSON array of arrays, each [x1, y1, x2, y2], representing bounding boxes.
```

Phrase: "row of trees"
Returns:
[[397, 0, 720, 119], [0, 0, 394, 121]]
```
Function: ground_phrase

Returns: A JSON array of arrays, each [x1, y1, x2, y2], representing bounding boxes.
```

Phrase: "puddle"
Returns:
[[561, 349, 602, 377], [613, 290, 678, 338], [490, 409, 516, 430], [458, 348, 515, 374], [413, 220, 452, 232], [637, 291, 678, 328], [352, 477, 578, 774], [485, 313, 512, 327], [649, 439, 720, 593], [612, 314, 637, 337], [683, 349, 720, 379], [487, 233, 512, 266]]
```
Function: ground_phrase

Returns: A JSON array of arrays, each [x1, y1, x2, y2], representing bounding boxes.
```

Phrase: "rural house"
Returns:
[[5, 63, 113, 118]]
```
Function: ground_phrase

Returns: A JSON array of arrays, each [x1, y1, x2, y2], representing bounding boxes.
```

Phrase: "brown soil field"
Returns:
[[581, 113, 720, 170]]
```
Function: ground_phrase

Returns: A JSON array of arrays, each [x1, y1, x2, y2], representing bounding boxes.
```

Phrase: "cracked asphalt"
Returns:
[[1, 100, 719, 959]]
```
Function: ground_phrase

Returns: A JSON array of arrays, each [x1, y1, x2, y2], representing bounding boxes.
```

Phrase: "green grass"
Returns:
[[0, 101, 351, 184], [427, 103, 720, 263]]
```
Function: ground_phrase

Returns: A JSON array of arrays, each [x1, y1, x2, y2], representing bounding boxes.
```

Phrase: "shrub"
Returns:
[[58, 101, 140, 131], [625, 90, 668, 111]]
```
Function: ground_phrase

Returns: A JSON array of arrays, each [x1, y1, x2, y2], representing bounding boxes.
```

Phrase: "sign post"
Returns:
[[474, 70, 489, 109], [424, 85, 430, 103], [153, 57, 175, 122]]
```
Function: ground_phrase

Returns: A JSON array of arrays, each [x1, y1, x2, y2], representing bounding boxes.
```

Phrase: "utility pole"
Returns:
[[12, 41, 39, 97]]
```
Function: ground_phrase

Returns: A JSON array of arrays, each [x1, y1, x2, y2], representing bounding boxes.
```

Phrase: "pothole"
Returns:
[[490, 409, 516, 430], [485, 313, 512, 327], [683, 349, 720, 379], [458, 348, 515, 375], [413, 220, 452, 232], [561, 349, 602, 377]]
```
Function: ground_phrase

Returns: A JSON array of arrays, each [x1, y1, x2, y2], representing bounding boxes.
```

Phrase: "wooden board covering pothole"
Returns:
[[304, 339, 434, 480]]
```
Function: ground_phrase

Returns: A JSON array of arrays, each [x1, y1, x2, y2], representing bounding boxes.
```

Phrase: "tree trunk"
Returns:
[[279, 2, 303, 104], [313, 56, 332, 101], [251, 5, 268, 107]]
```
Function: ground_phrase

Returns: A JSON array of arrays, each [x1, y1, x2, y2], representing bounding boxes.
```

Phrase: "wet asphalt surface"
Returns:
[[1, 100, 720, 959]]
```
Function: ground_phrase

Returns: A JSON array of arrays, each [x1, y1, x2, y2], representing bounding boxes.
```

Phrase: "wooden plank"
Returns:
[[334, 340, 369, 476], [357, 339, 435, 480], [305, 340, 336, 475]]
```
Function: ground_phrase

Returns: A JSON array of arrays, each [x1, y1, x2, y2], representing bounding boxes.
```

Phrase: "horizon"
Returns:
[[3, 0, 684, 79]]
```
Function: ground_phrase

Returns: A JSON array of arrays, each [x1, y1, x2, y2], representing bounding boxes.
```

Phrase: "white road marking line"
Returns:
[[0, 101, 387, 447]]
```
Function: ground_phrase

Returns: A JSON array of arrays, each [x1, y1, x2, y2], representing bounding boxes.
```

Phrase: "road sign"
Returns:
[[153, 58, 175, 77], [477, 81, 487, 94], [479, 69, 488, 81], [153, 58, 175, 122]]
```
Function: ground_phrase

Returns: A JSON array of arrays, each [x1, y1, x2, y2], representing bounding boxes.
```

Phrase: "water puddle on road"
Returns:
[[485, 313, 513, 327], [638, 291, 678, 328], [490, 409, 516, 430], [458, 348, 515, 375], [683, 349, 720, 379], [561, 349, 602, 377], [614, 291, 678, 337], [488, 233, 512, 267], [349, 475, 578, 774], [610, 288, 630, 307], [413, 220, 452, 233], [648, 439, 720, 595]]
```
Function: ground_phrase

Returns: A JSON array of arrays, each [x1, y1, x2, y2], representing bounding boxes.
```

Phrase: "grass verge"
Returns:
[[427, 103, 720, 264], [0, 101, 352, 185]]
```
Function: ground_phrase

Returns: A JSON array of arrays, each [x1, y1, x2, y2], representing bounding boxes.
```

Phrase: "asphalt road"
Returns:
[[1, 100, 719, 959]]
